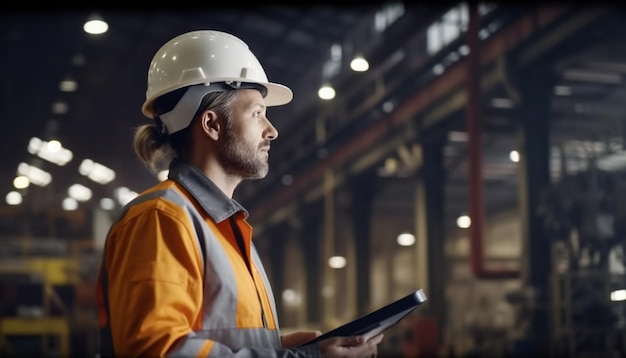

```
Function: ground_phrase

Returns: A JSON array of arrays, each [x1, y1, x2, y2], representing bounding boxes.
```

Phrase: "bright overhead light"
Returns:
[[611, 289, 626, 302], [509, 150, 520, 163], [83, 14, 109, 35], [318, 85, 336, 100], [62, 197, 78, 211], [457, 215, 471, 228], [281, 289, 302, 306], [68, 183, 92, 202], [17, 162, 51, 187], [100, 198, 115, 211], [13, 175, 30, 189], [350, 56, 369, 72], [6, 191, 22, 206], [47, 140, 61, 152], [328, 256, 346, 269], [114, 186, 138, 206], [28, 137, 73, 166], [397, 232, 416, 246], [79, 159, 116, 185], [60, 78, 78, 92]]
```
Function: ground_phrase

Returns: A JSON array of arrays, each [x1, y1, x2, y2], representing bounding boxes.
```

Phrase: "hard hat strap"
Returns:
[[159, 82, 268, 134]]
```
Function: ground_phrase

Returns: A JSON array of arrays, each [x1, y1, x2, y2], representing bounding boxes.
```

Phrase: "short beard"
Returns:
[[219, 129, 269, 179]]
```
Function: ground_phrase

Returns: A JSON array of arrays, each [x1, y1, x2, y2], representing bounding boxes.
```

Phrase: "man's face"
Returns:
[[218, 89, 278, 179]]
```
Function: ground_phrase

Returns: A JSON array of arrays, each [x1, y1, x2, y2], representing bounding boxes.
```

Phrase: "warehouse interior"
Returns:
[[1, 3, 626, 357]]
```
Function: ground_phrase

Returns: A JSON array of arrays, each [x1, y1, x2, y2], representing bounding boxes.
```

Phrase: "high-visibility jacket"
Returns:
[[96, 159, 320, 357]]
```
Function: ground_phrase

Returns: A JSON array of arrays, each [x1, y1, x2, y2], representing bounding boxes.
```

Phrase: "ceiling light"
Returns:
[[611, 289, 626, 302], [382, 101, 395, 113], [68, 183, 92, 202], [83, 14, 109, 35], [509, 150, 520, 163], [318, 84, 335, 100], [350, 55, 369, 72], [13, 175, 29, 189], [17, 162, 51, 187], [459, 45, 470, 56], [52, 101, 68, 114], [47, 140, 61, 152], [456, 215, 471, 228], [100, 197, 115, 211], [59, 77, 78, 92], [432, 64, 444, 75], [114, 186, 138, 206], [328, 256, 346, 269], [62, 197, 78, 211], [6, 191, 22, 206], [281, 289, 302, 306], [397, 232, 416, 246], [79, 159, 116, 184], [27, 137, 73, 166]]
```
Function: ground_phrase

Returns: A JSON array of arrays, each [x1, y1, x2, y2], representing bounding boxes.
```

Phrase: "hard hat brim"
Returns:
[[263, 82, 293, 107]]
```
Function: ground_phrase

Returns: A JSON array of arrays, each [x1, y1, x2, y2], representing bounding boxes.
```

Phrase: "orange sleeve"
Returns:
[[103, 203, 208, 357]]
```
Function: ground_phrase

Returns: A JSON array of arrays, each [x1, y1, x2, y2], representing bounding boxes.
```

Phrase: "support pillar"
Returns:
[[514, 60, 554, 354], [299, 204, 323, 325], [421, 135, 447, 326], [349, 169, 377, 317]]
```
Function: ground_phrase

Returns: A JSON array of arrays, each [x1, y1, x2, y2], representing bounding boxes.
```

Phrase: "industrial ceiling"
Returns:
[[1, 4, 625, 239]]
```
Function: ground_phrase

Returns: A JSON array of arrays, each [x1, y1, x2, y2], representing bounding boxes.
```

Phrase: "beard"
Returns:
[[218, 128, 269, 179]]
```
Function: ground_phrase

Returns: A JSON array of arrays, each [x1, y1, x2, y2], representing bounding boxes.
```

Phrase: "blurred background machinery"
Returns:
[[540, 163, 626, 357], [0, 211, 99, 356]]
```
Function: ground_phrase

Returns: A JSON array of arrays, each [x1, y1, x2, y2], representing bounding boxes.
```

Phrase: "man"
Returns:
[[95, 30, 383, 357]]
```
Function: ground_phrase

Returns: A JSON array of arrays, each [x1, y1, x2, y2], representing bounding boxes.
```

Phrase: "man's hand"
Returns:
[[317, 333, 384, 358], [281, 330, 322, 348]]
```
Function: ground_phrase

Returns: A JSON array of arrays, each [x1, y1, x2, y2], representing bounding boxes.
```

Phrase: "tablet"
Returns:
[[299, 289, 427, 346]]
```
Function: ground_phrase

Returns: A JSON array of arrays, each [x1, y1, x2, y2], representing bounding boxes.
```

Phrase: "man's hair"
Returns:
[[133, 87, 238, 175]]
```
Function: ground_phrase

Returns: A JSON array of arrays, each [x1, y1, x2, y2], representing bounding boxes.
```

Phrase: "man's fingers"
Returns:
[[328, 335, 366, 347], [369, 333, 384, 344]]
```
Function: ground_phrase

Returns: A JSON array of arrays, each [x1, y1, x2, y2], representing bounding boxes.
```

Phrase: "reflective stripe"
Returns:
[[250, 247, 279, 329], [99, 185, 288, 357]]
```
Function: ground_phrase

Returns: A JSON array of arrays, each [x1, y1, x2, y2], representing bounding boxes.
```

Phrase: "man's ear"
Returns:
[[200, 110, 220, 141]]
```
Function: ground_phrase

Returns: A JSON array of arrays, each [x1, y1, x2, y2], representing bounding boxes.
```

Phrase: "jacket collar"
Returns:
[[167, 159, 248, 223]]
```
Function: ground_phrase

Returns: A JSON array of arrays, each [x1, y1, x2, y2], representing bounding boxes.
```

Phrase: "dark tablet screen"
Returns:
[[299, 289, 427, 346]]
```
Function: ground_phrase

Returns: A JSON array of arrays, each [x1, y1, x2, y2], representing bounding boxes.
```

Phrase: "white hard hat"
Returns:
[[142, 30, 293, 133]]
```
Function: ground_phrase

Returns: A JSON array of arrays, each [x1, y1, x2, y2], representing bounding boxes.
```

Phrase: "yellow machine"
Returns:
[[0, 246, 99, 356]]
